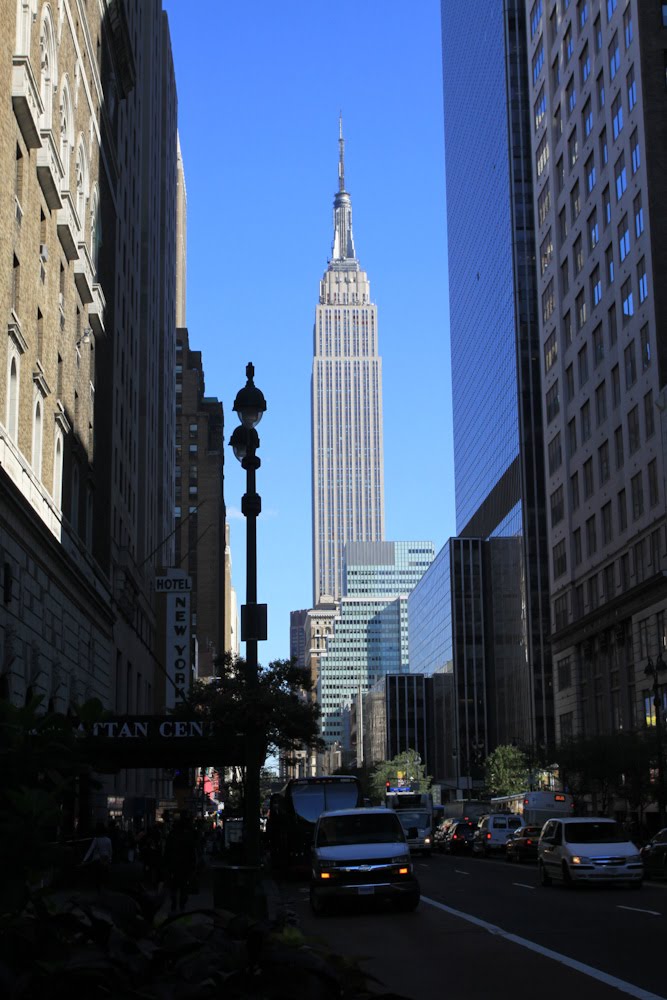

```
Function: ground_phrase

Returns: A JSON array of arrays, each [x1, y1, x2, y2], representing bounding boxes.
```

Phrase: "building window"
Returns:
[[538, 181, 552, 226], [618, 488, 628, 531], [627, 65, 637, 109], [555, 598, 569, 632], [578, 343, 589, 386], [561, 259, 570, 295], [598, 440, 610, 483], [573, 527, 582, 565], [32, 396, 43, 478], [586, 515, 597, 557], [563, 310, 573, 348], [552, 56, 560, 90], [640, 324, 651, 370], [551, 485, 564, 526], [53, 430, 63, 507], [7, 351, 19, 441], [595, 378, 606, 422], [631, 130, 641, 175], [603, 184, 611, 227], [638, 258, 648, 304], [615, 153, 627, 201], [533, 37, 545, 84], [594, 326, 605, 369], [648, 459, 659, 508], [618, 215, 630, 262], [574, 234, 584, 274], [553, 540, 567, 579], [631, 471, 644, 520], [544, 329, 558, 372], [534, 84, 547, 131], [536, 132, 550, 178], [622, 277, 634, 320], [568, 130, 579, 173], [605, 244, 614, 286], [628, 404, 640, 453], [548, 433, 562, 473], [530, 0, 543, 39], [583, 456, 594, 497], [644, 389, 655, 439], [602, 501, 613, 545], [546, 380, 560, 423], [597, 71, 605, 111], [581, 399, 591, 442], [591, 265, 602, 307], [542, 279, 555, 323], [611, 364, 621, 407], [540, 230, 553, 276], [576, 288, 587, 330], [567, 75, 577, 114], [566, 363, 575, 401], [559, 205, 568, 241], [571, 470, 580, 509], [608, 302, 618, 346], [568, 417, 578, 456], [623, 5, 633, 48], [611, 92, 624, 140], [614, 425, 624, 469], [580, 42, 590, 84], [564, 24, 574, 64], [586, 155, 596, 195], [634, 192, 644, 238], [609, 33, 620, 81]]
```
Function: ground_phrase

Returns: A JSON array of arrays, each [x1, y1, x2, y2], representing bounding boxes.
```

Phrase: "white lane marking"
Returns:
[[617, 905, 662, 916], [513, 882, 535, 889], [454, 869, 470, 875], [421, 895, 665, 1000]]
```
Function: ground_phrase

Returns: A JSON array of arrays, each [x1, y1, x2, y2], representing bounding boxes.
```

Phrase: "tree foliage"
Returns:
[[369, 749, 432, 803], [484, 745, 530, 796], [184, 653, 324, 774], [556, 730, 659, 818]]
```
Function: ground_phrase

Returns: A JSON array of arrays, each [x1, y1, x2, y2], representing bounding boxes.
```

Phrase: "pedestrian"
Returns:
[[140, 825, 164, 888], [82, 822, 113, 891], [163, 811, 198, 913]]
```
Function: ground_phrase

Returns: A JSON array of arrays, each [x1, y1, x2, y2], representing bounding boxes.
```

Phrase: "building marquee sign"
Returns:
[[75, 717, 210, 740], [72, 715, 242, 769]]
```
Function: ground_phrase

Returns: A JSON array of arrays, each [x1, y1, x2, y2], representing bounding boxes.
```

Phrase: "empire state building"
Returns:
[[311, 121, 385, 604]]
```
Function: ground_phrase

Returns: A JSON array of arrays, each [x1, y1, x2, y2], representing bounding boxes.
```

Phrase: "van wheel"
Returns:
[[539, 862, 552, 887], [561, 861, 573, 887]]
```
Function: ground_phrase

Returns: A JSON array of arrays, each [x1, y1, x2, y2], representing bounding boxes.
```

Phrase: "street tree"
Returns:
[[183, 653, 324, 806], [484, 744, 530, 796], [369, 749, 432, 803]]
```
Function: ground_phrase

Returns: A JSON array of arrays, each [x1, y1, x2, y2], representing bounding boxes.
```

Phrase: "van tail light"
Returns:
[[486, 832, 491, 840], [526, 839, 533, 846]]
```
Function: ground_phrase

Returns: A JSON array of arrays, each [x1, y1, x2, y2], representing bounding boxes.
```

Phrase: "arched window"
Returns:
[[90, 185, 101, 274], [53, 429, 63, 506], [7, 353, 19, 441], [75, 137, 88, 234], [39, 7, 57, 132], [86, 486, 93, 549], [32, 396, 43, 478], [59, 79, 73, 189]]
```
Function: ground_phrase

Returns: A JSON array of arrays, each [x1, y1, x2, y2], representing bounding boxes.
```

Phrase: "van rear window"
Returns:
[[564, 822, 624, 843]]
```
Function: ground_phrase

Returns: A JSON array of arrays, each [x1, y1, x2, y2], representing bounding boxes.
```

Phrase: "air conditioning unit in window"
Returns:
[[39, 244, 48, 262]]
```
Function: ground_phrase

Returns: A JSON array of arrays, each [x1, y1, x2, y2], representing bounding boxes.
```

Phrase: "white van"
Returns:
[[538, 817, 643, 887], [472, 813, 524, 855]]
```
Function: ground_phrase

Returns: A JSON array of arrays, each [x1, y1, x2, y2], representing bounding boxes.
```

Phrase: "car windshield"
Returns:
[[396, 811, 430, 830], [564, 821, 625, 844], [521, 827, 542, 836], [316, 813, 405, 847]]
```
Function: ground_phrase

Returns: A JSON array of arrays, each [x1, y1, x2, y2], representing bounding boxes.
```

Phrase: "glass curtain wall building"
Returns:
[[317, 541, 434, 748], [441, 0, 553, 750]]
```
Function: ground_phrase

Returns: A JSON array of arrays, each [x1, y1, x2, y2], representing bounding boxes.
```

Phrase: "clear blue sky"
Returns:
[[163, 0, 455, 666]]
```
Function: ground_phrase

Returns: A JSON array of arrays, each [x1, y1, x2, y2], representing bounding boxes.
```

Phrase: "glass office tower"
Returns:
[[442, 0, 553, 748]]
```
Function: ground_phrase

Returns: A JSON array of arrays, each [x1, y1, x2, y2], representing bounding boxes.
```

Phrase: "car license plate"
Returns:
[[358, 886, 375, 895]]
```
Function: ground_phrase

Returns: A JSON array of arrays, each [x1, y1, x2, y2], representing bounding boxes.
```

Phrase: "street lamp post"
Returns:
[[645, 651, 667, 829], [229, 362, 267, 868]]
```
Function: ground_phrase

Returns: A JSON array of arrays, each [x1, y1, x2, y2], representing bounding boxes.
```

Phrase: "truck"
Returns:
[[267, 775, 363, 872], [438, 799, 492, 824], [490, 790, 575, 827], [385, 790, 434, 853]]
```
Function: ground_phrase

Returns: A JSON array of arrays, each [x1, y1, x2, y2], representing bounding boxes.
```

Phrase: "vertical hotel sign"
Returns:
[[156, 571, 192, 710]]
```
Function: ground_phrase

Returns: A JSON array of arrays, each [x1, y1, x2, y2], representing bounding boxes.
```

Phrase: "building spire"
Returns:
[[331, 114, 357, 264], [338, 112, 345, 192]]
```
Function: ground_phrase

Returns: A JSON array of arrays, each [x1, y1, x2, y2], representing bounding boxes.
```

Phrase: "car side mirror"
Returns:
[[408, 827, 418, 839]]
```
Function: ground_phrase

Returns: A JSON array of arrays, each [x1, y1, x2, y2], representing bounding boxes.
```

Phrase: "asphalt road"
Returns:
[[282, 852, 667, 1000]]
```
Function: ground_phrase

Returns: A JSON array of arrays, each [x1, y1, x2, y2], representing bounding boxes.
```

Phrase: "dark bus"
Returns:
[[267, 775, 363, 871]]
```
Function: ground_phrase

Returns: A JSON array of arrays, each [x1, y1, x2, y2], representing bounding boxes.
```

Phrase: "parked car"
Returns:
[[441, 821, 476, 854], [538, 817, 643, 887], [309, 807, 420, 915], [505, 825, 542, 863], [472, 813, 524, 856], [640, 828, 667, 879]]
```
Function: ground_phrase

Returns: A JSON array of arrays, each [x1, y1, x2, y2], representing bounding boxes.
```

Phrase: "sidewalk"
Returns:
[[156, 859, 286, 922]]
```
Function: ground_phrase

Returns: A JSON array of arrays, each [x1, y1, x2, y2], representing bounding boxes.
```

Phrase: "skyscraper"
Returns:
[[440, 0, 553, 750], [525, 0, 667, 745], [311, 121, 385, 604]]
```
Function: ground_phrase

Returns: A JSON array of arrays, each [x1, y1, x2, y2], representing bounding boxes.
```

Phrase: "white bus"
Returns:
[[490, 790, 574, 827]]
